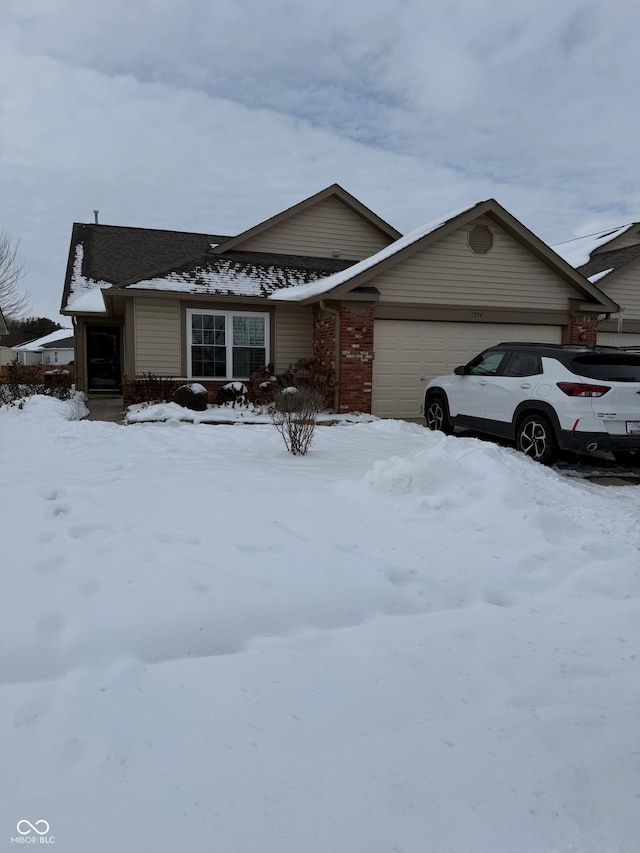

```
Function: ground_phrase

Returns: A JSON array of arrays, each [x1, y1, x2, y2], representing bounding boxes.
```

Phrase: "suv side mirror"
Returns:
[[453, 366, 467, 375]]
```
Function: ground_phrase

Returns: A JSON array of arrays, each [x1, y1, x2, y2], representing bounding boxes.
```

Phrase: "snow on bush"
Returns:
[[216, 382, 248, 407], [172, 383, 208, 411], [0, 392, 88, 421]]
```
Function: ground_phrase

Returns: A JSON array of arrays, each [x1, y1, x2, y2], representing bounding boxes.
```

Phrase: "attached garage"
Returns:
[[276, 197, 619, 417], [372, 319, 563, 419]]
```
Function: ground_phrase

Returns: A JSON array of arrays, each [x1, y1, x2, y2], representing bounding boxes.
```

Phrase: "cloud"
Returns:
[[1, 0, 638, 317]]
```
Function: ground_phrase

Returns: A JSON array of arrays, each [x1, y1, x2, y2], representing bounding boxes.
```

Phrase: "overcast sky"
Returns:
[[1, 0, 638, 321]]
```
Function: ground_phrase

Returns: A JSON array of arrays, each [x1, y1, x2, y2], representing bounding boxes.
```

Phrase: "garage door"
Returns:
[[372, 320, 563, 419], [597, 332, 640, 347]]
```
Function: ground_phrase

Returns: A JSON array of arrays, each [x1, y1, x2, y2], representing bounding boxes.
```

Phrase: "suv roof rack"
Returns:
[[496, 342, 622, 352]]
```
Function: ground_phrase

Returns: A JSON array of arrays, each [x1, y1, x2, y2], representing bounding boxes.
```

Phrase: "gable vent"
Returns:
[[468, 223, 494, 255]]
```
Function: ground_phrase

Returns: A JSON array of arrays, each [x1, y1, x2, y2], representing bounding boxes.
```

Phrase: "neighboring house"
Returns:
[[0, 347, 15, 366], [553, 223, 640, 348], [12, 329, 75, 366], [60, 184, 618, 419], [40, 335, 75, 365], [0, 308, 10, 363], [0, 316, 22, 365]]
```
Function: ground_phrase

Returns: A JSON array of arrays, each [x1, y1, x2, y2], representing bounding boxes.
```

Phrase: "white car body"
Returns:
[[424, 344, 640, 463]]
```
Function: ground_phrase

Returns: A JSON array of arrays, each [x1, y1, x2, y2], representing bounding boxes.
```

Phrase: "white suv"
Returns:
[[424, 343, 640, 464]]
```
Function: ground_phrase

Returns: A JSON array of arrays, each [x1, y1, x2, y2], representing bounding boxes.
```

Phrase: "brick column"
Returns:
[[569, 313, 598, 345], [338, 303, 375, 413], [312, 305, 337, 371]]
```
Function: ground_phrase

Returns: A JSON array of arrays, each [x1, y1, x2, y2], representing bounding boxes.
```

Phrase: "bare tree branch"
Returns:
[[0, 230, 30, 319]]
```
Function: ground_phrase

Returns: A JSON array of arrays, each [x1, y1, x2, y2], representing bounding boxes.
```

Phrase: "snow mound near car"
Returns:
[[365, 433, 539, 511]]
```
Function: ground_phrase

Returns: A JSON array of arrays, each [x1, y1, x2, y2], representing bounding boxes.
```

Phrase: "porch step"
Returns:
[[85, 395, 125, 423]]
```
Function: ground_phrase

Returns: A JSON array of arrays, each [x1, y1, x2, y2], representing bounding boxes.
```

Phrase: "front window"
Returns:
[[188, 310, 269, 379], [466, 350, 507, 376]]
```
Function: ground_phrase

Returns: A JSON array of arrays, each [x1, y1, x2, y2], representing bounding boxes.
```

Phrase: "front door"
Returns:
[[86, 326, 121, 391]]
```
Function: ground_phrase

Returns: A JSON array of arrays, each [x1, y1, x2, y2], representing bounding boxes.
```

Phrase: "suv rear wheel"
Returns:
[[516, 413, 558, 465], [425, 393, 453, 434]]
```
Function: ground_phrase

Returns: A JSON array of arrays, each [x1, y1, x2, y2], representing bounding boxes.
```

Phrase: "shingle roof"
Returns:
[[41, 335, 75, 349], [577, 243, 640, 281], [552, 224, 636, 268], [125, 250, 354, 298], [12, 329, 74, 351], [61, 223, 231, 312]]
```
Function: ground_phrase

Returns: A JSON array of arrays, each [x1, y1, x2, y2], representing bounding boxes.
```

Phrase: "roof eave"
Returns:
[[111, 288, 277, 306]]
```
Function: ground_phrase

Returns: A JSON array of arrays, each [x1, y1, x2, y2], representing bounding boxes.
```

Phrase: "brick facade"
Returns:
[[312, 303, 375, 413], [338, 303, 375, 413], [568, 313, 599, 345], [312, 305, 337, 369]]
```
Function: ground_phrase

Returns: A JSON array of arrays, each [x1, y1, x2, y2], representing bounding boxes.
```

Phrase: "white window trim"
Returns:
[[186, 309, 270, 381]]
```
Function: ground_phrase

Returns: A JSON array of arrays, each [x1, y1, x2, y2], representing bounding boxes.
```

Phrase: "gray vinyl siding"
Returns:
[[134, 298, 181, 375], [274, 305, 313, 371], [600, 263, 640, 321], [374, 217, 578, 309], [238, 197, 392, 260]]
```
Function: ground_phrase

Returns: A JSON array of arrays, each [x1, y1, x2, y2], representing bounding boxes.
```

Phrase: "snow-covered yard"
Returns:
[[1, 396, 639, 852]]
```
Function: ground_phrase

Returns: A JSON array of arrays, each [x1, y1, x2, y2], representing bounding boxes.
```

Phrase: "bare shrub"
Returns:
[[249, 364, 279, 406], [250, 358, 335, 409], [127, 374, 179, 405], [271, 386, 324, 455], [286, 357, 335, 409]]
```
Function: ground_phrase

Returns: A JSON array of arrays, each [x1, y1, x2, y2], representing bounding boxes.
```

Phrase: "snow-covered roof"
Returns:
[[552, 224, 636, 268], [588, 268, 614, 284], [127, 255, 337, 298], [12, 328, 74, 352], [269, 202, 485, 302], [65, 244, 110, 313]]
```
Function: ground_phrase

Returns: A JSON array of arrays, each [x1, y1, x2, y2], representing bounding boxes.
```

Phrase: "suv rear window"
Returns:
[[568, 354, 640, 382]]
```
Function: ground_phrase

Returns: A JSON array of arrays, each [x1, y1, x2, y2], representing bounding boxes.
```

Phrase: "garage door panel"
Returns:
[[372, 320, 562, 419]]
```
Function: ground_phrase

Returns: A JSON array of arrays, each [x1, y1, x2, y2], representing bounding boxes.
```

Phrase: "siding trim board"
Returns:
[[374, 303, 569, 326]]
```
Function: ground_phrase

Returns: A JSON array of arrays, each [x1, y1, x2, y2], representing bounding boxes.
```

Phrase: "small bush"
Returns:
[[216, 382, 248, 408], [286, 357, 335, 409], [249, 358, 336, 409], [173, 383, 209, 411], [271, 386, 324, 455], [248, 364, 280, 406]]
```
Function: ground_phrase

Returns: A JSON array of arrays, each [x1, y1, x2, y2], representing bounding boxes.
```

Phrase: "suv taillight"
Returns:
[[556, 382, 610, 397]]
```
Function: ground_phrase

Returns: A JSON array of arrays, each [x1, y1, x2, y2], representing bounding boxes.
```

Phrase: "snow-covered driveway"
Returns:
[[1, 397, 639, 852]]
